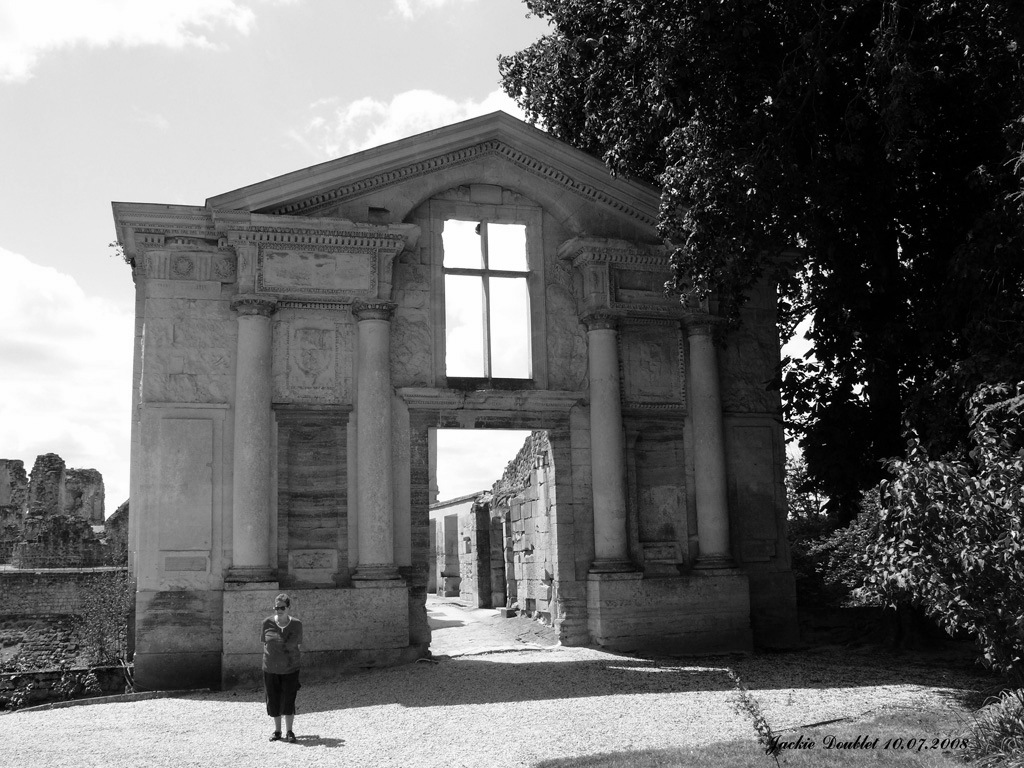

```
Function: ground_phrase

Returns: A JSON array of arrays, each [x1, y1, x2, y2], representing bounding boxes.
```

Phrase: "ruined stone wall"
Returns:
[[27, 453, 66, 525], [0, 459, 28, 515], [491, 432, 556, 620], [64, 469, 105, 525], [1, 455, 108, 565], [0, 460, 28, 562], [104, 501, 129, 566]]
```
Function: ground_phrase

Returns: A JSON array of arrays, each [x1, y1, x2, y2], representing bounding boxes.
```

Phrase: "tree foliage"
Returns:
[[857, 383, 1024, 683], [500, 0, 1024, 519]]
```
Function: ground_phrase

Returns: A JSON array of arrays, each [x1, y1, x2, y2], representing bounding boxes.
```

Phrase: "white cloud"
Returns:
[[0, 247, 133, 511], [436, 429, 532, 501], [130, 107, 171, 132], [0, 0, 264, 82], [291, 88, 526, 160], [392, 0, 477, 21]]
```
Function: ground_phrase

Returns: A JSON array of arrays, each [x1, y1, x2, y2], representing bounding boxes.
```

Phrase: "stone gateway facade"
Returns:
[[113, 112, 798, 690]]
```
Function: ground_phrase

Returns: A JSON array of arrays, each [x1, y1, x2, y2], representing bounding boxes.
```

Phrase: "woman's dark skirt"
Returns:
[[264, 670, 301, 717]]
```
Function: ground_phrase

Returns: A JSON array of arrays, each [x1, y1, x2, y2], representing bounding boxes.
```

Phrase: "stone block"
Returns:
[[135, 589, 224, 683], [586, 571, 752, 654]]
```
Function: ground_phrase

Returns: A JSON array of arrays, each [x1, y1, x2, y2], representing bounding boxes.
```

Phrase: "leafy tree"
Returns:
[[784, 454, 828, 521], [500, 0, 1024, 520], [857, 383, 1024, 683]]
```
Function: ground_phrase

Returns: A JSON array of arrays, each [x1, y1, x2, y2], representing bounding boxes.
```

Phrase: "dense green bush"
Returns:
[[857, 383, 1024, 683]]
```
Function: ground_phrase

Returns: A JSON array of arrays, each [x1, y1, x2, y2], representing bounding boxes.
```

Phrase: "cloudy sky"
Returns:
[[0, 0, 547, 510]]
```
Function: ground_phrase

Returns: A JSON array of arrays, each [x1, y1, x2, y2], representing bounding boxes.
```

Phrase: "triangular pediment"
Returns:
[[205, 112, 660, 230]]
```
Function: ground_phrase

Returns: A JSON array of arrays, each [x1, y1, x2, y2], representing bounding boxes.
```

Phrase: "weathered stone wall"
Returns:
[[456, 501, 491, 609], [104, 501, 129, 566], [491, 432, 557, 620], [0, 568, 130, 670], [0, 459, 28, 563], [0, 459, 28, 515], [64, 469, 105, 525], [0, 569, 125, 617], [27, 453, 66, 524]]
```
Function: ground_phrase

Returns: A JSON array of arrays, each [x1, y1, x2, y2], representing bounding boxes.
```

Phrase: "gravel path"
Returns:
[[5, 597, 994, 768]]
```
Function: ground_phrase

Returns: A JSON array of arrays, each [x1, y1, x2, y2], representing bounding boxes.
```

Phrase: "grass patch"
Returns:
[[532, 708, 970, 767]]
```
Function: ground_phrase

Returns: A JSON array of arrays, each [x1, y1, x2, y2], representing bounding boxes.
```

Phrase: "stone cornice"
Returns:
[[213, 210, 419, 253], [205, 113, 659, 225], [260, 140, 659, 227], [557, 237, 667, 268], [111, 204, 219, 265]]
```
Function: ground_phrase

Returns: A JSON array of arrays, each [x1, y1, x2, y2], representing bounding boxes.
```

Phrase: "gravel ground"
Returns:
[[4, 597, 995, 768]]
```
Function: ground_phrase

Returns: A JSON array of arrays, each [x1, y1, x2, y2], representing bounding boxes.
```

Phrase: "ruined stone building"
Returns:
[[112, 112, 798, 690], [0, 454, 107, 565]]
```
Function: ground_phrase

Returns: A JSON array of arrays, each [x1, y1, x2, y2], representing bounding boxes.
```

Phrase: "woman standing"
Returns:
[[262, 593, 303, 743]]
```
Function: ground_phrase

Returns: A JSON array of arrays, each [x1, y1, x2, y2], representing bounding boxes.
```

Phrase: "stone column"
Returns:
[[352, 300, 401, 583], [584, 312, 632, 572], [227, 294, 277, 582], [685, 315, 734, 568]]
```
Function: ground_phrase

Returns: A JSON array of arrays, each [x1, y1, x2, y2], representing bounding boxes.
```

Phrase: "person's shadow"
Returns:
[[293, 735, 345, 748]]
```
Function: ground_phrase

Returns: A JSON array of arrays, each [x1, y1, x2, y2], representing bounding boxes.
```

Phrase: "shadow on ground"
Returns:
[[293, 734, 345, 748], [207, 643, 996, 715]]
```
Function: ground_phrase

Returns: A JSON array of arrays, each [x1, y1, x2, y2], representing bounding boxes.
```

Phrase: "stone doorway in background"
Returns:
[[427, 427, 566, 643]]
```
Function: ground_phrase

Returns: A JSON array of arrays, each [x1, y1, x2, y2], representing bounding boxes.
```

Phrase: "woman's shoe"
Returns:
[[286, 731, 297, 743], [270, 731, 282, 742]]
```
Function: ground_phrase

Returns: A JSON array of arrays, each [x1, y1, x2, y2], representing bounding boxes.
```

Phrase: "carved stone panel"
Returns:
[[610, 266, 679, 312], [720, 321, 780, 414], [257, 246, 377, 298], [619, 324, 684, 407], [272, 318, 351, 404]]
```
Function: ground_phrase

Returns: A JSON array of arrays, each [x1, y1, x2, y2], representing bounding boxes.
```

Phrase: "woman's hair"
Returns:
[[275, 593, 291, 608]]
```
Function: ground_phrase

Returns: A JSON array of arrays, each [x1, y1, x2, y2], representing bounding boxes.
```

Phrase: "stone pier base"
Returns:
[[221, 585, 412, 687], [586, 570, 752, 654]]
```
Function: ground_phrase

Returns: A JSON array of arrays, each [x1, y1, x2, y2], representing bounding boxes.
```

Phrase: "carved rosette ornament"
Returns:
[[230, 294, 278, 317], [352, 299, 397, 322]]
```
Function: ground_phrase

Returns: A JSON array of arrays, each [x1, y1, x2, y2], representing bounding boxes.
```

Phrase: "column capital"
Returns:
[[582, 311, 621, 331], [681, 311, 725, 336], [230, 294, 277, 317], [352, 299, 397, 321]]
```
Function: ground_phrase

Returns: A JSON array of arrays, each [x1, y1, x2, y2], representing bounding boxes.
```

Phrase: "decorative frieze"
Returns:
[[142, 251, 237, 283]]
